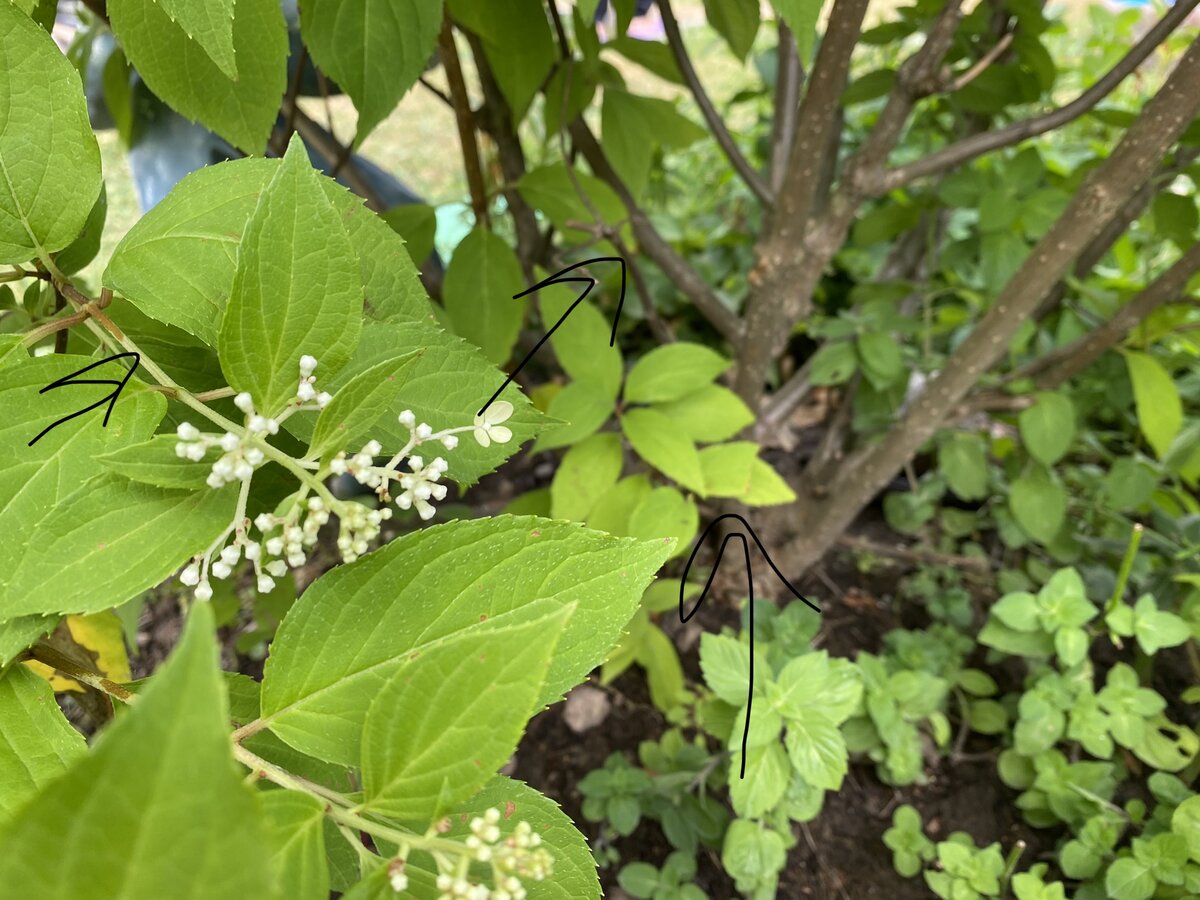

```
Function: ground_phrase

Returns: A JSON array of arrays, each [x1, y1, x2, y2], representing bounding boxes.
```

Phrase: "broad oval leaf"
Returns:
[[0, 4, 102, 263], [550, 432, 623, 522], [1009, 465, 1066, 545], [262, 791, 329, 900], [1019, 392, 1075, 466], [0, 603, 275, 898], [652, 385, 754, 444], [443, 226, 526, 365], [308, 352, 421, 459], [1124, 350, 1182, 459], [624, 343, 730, 405], [260, 516, 670, 766], [621, 408, 705, 494]]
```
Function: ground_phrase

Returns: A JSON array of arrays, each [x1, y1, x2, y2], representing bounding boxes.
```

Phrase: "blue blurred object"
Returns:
[[594, 0, 656, 21]]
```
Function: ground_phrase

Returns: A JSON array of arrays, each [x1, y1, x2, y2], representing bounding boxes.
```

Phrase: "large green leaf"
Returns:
[[219, 137, 362, 415], [1019, 392, 1075, 466], [361, 609, 570, 822], [621, 408, 705, 494], [300, 0, 442, 142], [154, 0, 237, 77], [785, 711, 847, 790], [653, 385, 753, 444], [260, 516, 669, 766], [0, 3, 102, 263], [0, 355, 165, 616], [0, 665, 86, 822], [542, 280, 622, 399], [601, 90, 704, 198], [1124, 350, 1182, 459], [98, 434, 215, 490], [262, 791, 329, 900], [104, 156, 429, 346], [1009, 465, 1066, 544], [938, 432, 989, 500], [0, 603, 274, 898], [703, 0, 760, 59], [447, 0, 555, 121], [550, 432, 623, 522], [283, 320, 540, 486], [3, 475, 236, 619], [107, 0, 288, 154], [443, 226, 526, 365]]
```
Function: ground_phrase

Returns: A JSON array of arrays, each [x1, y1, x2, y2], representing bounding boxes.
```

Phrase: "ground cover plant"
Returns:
[[1, 0, 1199, 897]]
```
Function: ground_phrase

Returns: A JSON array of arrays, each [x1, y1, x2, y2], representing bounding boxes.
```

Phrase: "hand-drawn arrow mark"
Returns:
[[28, 351, 142, 447], [680, 513, 821, 779], [477, 256, 627, 417]]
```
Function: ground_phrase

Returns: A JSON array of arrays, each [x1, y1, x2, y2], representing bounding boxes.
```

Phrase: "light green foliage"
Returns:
[[107, 0, 287, 154], [542, 279, 622, 399], [722, 819, 787, 896], [447, 0, 554, 121], [0, 665, 86, 821], [601, 90, 705, 199], [153, 0, 237, 78], [1123, 350, 1182, 459], [307, 353, 421, 459], [0, 603, 274, 898], [260, 516, 670, 765], [443, 226, 527, 364], [619, 852, 707, 900], [980, 567, 1096, 664], [262, 791, 329, 900], [1019, 392, 1075, 466], [924, 837, 1005, 900], [938, 432, 990, 500], [883, 805, 935, 877], [361, 609, 569, 821], [770, 0, 823, 61], [1008, 464, 1066, 544], [300, 0, 442, 142], [625, 344, 730, 405], [622, 407, 706, 493], [1106, 593, 1192, 655], [703, 0, 759, 59], [0, 3, 102, 263], [550, 432, 623, 521], [219, 138, 362, 415], [654, 385, 754, 443]]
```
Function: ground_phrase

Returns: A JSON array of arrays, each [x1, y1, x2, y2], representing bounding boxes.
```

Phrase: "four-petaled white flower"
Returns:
[[473, 401, 513, 448]]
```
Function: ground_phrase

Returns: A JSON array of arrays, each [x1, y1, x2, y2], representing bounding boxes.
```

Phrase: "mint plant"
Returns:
[[0, 10, 675, 896]]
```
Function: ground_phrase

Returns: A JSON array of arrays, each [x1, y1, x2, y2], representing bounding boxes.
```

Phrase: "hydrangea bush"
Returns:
[[0, 8, 672, 897]]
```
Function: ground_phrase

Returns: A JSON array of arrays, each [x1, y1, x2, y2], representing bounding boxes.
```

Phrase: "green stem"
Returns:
[[1106, 522, 1144, 616]]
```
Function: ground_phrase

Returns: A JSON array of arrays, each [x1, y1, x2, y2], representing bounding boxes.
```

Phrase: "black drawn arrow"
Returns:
[[28, 352, 141, 447], [477, 256, 627, 417], [680, 514, 821, 779]]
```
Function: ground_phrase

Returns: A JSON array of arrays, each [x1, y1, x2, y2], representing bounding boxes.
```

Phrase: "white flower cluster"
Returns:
[[174, 410, 271, 490], [407, 808, 552, 900], [297, 354, 332, 407], [180, 533, 276, 601]]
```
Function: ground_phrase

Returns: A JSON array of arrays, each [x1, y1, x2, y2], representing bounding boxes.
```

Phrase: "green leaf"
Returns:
[[447, 0, 555, 121], [55, 183, 107, 275], [939, 433, 989, 500], [1105, 857, 1156, 900], [0, 603, 274, 897], [1132, 594, 1192, 655], [0, 355, 166, 613], [625, 343, 729, 405], [1153, 191, 1199, 247], [991, 591, 1039, 631], [775, 652, 862, 724], [308, 352, 421, 459], [300, 0, 442, 142], [857, 332, 904, 389], [98, 434, 215, 490], [105, 157, 429, 347], [1124, 350, 1182, 459], [586, 474, 651, 535], [541, 279, 622, 399], [1009, 465, 1066, 544], [771, 0, 823, 62], [627, 487, 695, 561], [3, 475, 236, 619], [443, 226, 526, 365], [550, 432, 624, 522], [1019, 392, 1075, 466], [1172, 795, 1200, 863], [381, 203, 437, 267], [785, 711, 848, 790], [260, 516, 669, 765], [699, 633, 751, 707], [618, 862, 660, 899], [808, 341, 857, 386], [219, 137, 362, 415], [107, 0, 287, 153], [533, 381, 612, 453], [0, 4, 102, 263], [0, 615, 57, 667], [262, 791, 329, 900], [621, 408, 705, 493], [722, 820, 786, 885], [698, 442, 759, 498], [285, 320, 539, 487], [730, 743, 790, 818], [601, 90, 704, 198], [440, 776, 602, 900], [703, 0, 759, 59], [362, 608, 570, 821], [154, 0, 238, 77], [637, 623, 686, 710], [1055, 626, 1089, 667], [652, 384, 753, 444], [518, 163, 628, 245], [0, 665, 86, 822], [743, 459, 797, 506]]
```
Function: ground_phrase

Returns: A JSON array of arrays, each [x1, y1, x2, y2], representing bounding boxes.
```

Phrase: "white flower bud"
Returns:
[[180, 563, 200, 586], [297, 381, 316, 402], [254, 513, 274, 532], [330, 456, 347, 475], [219, 545, 240, 564], [316, 392, 332, 408], [398, 409, 416, 428], [363, 440, 382, 457], [194, 581, 213, 602], [266, 536, 284, 555], [244, 447, 264, 466], [206, 472, 225, 489], [388, 871, 408, 892], [234, 392, 254, 413], [187, 444, 209, 462], [175, 443, 189, 458], [441, 434, 458, 449], [287, 552, 306, 567], [415, 423, 433, 440], [299, 354, 318, 376], [234, 461, 255, 481], [247, 415, 268, 434], [243, 542, 261, 561], [211, 560, 232, 579], [266, 560, 288, 578], [265, 418, 280, 435], [176, 422, 201, 441], [219, 432, 240, 452], [257, 574, 276, 593]]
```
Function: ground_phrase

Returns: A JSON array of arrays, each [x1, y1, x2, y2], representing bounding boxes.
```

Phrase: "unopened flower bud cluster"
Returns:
[[176, 354, 516, 599], [402, 807, 551, 900]]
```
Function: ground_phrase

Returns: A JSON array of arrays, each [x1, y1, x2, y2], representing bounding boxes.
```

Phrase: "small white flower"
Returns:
[[211, 560, 232, 580], [186, 443, 208, 462], [398, 409, 416, 428], [266, 536, 284, 555], [388, 871, 408, 892], [254, 513, 274, 532], [316, 391, 332, 408], [473, 401, 513, 448], [219, 432, 240, 452], [266, 560, 288, 578], [415, 423, 433, 441], [219, 545, 240, 565], [257, 574, 275, 593], [194, 581, 213, 602], [234, 392, 255, 414], [297, 381, 316, 402], [299, 354, 318, 377], [180, 563, 200, 586], [244, 542, 261, 561], [244, 447, 265, 466], [441, 433, 458, 450], [176, 422, 200, 441], [247, 415, 269, 434]]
